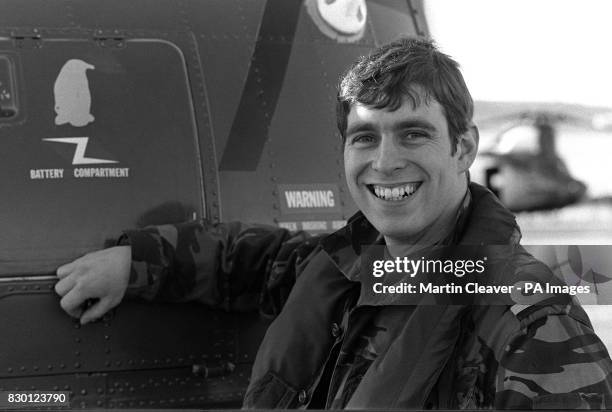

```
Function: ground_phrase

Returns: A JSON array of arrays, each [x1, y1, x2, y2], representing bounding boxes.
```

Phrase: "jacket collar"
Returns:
[[320, 182, 520, 280]]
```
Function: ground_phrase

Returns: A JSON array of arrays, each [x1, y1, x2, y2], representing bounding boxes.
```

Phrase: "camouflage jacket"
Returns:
[[123, 183, 612, 409]]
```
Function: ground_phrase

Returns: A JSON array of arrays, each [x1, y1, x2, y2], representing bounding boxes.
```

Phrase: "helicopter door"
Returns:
[[0, 33, 265, 409], [0, 36, 204, 276]]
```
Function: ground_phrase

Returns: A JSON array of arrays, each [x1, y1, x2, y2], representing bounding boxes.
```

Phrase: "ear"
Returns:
[[456, 124, 479, 173]]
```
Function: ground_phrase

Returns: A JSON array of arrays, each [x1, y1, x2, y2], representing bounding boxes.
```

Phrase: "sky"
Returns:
[[424, 0, 612, 108]]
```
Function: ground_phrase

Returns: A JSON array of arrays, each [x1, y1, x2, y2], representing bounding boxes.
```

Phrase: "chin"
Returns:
[[369, 217, 423, 243]]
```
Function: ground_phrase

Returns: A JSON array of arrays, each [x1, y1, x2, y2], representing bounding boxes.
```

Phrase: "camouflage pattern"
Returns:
[[442, 302, 612, 409], [121, 221, 315, 314], [499, 304, 611, 409], [120, 183, 612, 409]]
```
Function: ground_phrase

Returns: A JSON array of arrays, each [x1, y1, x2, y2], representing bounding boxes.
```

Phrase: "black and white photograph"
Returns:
[[1, 0, 611, 410]]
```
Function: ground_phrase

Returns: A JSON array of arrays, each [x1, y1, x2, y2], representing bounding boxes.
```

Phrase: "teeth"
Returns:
[[371, 183, 420, 201], [404, 183, 418, 195]]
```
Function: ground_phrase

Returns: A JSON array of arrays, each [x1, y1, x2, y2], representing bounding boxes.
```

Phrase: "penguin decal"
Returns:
[[54, 59, 95, 127]]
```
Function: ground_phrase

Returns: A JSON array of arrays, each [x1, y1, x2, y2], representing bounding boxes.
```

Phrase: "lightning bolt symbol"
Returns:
[[43, 137, 118, 165]]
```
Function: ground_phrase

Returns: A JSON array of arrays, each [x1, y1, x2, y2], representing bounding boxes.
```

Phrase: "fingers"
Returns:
[[80, 298, 114, 325], [57, 260, 77, 278], [55, 247, 131, 325], [59, 287, 87, 319], [54, 275, 76, 297], [59, 284, 116, 325]]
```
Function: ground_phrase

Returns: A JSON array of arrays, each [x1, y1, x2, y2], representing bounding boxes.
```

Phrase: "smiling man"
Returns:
[[338, 40, 481, 257], [56, 38, 612, 409], [343, 94, 475, 249]]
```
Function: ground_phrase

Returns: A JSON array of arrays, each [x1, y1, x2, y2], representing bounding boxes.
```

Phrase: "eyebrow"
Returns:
[[346, 122, 376, 136], [393, 120, 437, 132], [346, 119, 438, 135]]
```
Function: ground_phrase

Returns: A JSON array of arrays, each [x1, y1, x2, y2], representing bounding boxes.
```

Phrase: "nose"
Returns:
[[371, 137, 407, 174]]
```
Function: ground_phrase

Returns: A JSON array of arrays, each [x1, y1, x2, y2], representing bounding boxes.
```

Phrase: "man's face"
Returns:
[[344, 95, 471, 245]]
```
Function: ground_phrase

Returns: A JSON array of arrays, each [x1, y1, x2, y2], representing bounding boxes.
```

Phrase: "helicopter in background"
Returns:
[[470, 103, 610, 212]]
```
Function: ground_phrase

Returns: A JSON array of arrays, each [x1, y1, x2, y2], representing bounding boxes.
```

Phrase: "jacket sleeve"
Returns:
[[119, 220, 317, 315], [494, 307, 612, 409]]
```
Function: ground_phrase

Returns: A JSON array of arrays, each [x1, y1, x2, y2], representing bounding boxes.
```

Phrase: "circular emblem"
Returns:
[[306, 0, 368, 43]]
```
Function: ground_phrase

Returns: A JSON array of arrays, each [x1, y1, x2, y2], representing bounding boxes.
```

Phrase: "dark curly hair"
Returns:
[[336, 37, 473, 154]]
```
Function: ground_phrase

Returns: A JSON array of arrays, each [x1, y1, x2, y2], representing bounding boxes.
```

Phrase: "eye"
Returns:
[[402, 130, 429, 141], [349, 134, 376, 145]]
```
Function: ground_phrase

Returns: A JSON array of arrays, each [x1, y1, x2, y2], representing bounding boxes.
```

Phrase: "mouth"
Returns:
[[367, 182, 422, 202]]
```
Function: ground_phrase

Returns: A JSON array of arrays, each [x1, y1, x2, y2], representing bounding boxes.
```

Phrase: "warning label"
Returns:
[[278, 220, 347, 232], [29, 167, 130, 180], [30, 169, 64, 179], [284, 190, 335, 208], [30, 137, 129, 180], [278, 183, 342, 215], [73, 167, 129, 178]]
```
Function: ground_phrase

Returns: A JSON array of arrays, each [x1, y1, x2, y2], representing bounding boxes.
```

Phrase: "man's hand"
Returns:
[[55, 246, 131, 325]]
